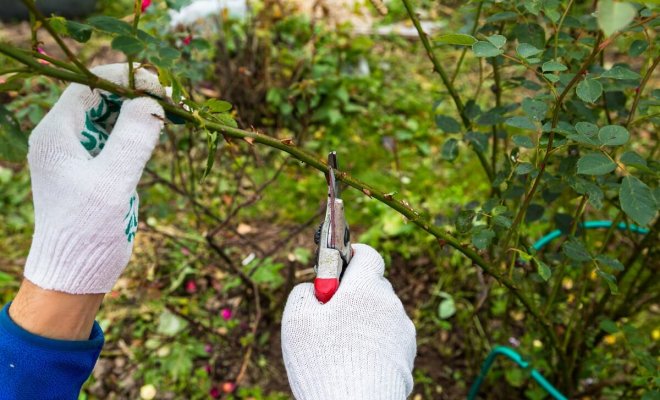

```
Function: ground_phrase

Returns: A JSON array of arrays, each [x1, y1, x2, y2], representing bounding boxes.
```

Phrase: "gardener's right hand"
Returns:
[[281, 244, 417, 399]]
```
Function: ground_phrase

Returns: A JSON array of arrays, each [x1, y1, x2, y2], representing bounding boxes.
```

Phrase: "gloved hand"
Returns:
[[24, 63, 165, 294], [281, 244, 416, 400]]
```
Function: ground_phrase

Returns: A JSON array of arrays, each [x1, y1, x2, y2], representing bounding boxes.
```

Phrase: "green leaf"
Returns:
[[524, 0, 542, 15], [87, 16, 133, 35], [137, 29, 159, 44], [435, 115, 461, 133], [601, 65, 641, 80], [544, 73, 560, 83], [620, 176, 657, 226], [511, 248, 532, 262], [66, 21, 93, 42], [486, 11, 518, 23], [157, 310, 187, 336], [512, 23, 546, 49], [577, 153, 616, 175], [48, 16, 68, 34], [562, 239, 592, 262], [250, 260, 285, 289], [203, 129, 219, 179], [111, 35, 144, 56], [515, 162, 534, 175], [506, 116, 537, 131], [570, 177, 605, 209], [0, 105, 28, 162], [159, 46, 181, 62], [542, 60, 567, 72], [472, 41, 503, 57], [596, 255, 624, 271], [599, 319, 618, 333], [493, 215, 512, 228], [576, 78, 603, 103], [472, 228, 495, 250], [516, 43, 542, 58], [535, 259, 552, 281], [204, 99, 232, 113], [598, 125, 629, 146], [512, 135, 534, 149], [456, 210, 475, 234], [211, 113, 237, 128], [575, 121, 599, 136], [597, 0, 637, 37], [629, 40, 648, 57], [441, 138, 459, 161], [0, 271, 13, 283], [522, 98, 548, 121], [435, 33, 476, 46], [567, 122, 601, 146], [438, 296, 456, 319], [620, 151, 647, 168], [596, 269, 619, 294], [48, 17, 92, 43], [165, 0, 190, 10], [486, 34, 507, 49]]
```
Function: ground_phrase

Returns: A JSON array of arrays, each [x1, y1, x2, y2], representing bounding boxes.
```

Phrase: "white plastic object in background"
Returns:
[[168, 0, 247, 27]]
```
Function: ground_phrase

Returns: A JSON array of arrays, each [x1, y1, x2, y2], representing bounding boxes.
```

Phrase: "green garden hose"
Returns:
[[467, 220, 649, 399], [467, 346, 567, 400], [531, 220, 649, 251]]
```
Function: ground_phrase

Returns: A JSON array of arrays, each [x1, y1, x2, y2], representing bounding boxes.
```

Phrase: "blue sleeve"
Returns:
[[0, 303, 104, 400]]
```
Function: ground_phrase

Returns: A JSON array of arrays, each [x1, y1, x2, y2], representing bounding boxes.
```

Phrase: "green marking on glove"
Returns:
[[80, 93, 124, 156], [124, 194, 138, 242]]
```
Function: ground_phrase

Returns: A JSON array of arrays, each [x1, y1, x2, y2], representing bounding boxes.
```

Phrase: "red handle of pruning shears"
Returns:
[[313, 152, 352, 303]]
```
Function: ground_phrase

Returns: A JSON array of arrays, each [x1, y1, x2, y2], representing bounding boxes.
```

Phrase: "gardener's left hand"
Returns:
[[10, 63, 164, 339]]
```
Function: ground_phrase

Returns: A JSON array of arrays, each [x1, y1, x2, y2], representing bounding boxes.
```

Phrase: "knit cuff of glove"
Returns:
[[24, 225, 130, 294], [285, 349, 412, 400]]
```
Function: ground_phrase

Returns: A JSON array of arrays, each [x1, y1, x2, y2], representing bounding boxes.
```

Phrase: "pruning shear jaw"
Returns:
[[313, 152, 352, 303]]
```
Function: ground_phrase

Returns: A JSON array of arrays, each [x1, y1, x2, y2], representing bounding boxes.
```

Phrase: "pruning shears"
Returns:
[[313, 152, 353, 303]]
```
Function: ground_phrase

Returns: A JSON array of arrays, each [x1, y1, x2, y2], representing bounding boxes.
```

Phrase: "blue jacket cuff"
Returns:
[[0, 302, 105, 400]]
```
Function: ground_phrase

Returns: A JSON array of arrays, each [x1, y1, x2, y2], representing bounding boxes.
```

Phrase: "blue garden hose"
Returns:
[[531, 220, 649, 251], [467, 346, 567, 400], [468, 220, 649, 399]]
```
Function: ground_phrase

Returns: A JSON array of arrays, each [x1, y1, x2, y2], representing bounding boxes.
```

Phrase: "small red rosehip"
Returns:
[[185, 280, 197, 294], [141, 0, 152, 13]]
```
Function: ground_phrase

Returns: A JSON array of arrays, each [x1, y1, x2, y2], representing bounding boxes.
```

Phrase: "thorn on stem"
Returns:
[[150, 113, 165, 122]]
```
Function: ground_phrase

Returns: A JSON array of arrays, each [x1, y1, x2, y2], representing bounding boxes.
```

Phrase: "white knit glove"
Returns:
[[282, 244, 416, 399], [24, 63, 165, 294]]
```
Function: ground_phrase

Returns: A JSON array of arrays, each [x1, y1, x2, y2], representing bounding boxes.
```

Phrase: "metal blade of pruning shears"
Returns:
[[314, 151, 352, 303]]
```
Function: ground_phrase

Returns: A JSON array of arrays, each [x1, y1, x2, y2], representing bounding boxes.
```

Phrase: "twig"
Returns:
[[20, 0, 94, 79], [450, 0, 484, 84], [626, 55, 659, 128], [553, 0, 574, 59], [401, 0, 494, 181], [128, 0, 143, 90]]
